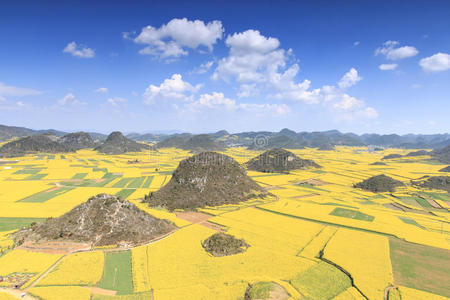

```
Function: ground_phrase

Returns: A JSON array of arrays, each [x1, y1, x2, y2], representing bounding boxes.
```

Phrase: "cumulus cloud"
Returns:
[[338, 68, 362, 89], [375, 41, 418, 60], [212, 29, 293, 91], [63, 42, 95, 58], [130, 18, 224, 58], [185, 92, 290, 116], [379, 63, 398, 71], [419, 52, 450, 72], [0, 82, 43, 97], [191, 61, 215, 74], [56, 93, 86, 107], [95, 87, 108, 93], [106, 97, 127, 106], [270, 68, 377, 120], [143, 74, 201, 104]]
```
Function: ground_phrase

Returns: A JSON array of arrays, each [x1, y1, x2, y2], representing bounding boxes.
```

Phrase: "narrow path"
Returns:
[[0, 287, 38, 300], [384, 285, 399, 300], [24, 255, 66, 291]]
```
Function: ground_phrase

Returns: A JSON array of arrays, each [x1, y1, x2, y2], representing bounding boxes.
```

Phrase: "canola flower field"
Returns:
[[0, 146, 449, 299]]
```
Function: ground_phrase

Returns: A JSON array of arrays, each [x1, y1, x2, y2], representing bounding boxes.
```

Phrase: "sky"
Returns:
[[0, 0, 449, 135]]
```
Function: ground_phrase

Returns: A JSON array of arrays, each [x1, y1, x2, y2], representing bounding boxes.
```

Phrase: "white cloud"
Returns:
[[185, 91, 290, 116], [419, 52, 450, 72], [57, 93, 86, 107], [359, 107, 378, 119], [0, 82, 43, 97], [333, 94, 363, 110], [375, 41, 418, 60], [225, 29, 280, 55], [95, 87, 108, 93], [338, 68, 362, 88], [211, 30, 375, 121], [143, 74, 201, 105], [212, 29, 292, 94], [196, 92, 236, 110], [191, 60, 214, 74], [239, 103, 290, 115], [354, 41, 360, 46], [131, 18, 224, 58], [379, 63, 398, 71], [63, 42, 95, 58], [106, 97, 127, 107]]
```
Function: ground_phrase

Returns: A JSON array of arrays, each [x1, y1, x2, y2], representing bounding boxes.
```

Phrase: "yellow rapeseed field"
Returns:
[[323, 228, 394, 299], [0, 146, 449, 299], [29, 286, 92, 300], [37, 251, 104, 286]]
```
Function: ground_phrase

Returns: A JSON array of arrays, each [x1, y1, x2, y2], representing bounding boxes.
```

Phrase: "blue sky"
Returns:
[[0, 0, 449, 134]]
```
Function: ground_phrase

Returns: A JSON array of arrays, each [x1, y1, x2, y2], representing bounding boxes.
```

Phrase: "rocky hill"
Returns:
[[0, 134, 71, 156], [353, 174, 403, 193], [95, 131, 147, 154], [412, 176, 450, 192], [60, 132, 95, 150], [440, 166, 450, 172], [318, 144, 335, 151], [202, 232, 250, 257], [405, 150, 429, 157], [432, 145, 450, 164], [248, 135, 305, 150], [181, 134, 226, 152], [246, 148, 320, 173], [14, 194, 175, 246], [382, 154, 403, 160], [144, 152, 267, 210], [156, 134, 193, 149]]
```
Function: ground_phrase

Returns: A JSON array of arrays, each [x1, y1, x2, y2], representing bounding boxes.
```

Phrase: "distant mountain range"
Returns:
[[1, 124, 449, 150]]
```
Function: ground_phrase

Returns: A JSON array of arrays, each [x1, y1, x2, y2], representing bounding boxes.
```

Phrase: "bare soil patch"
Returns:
[[18, 241, 92, 254], [175, 211, 224, 231]]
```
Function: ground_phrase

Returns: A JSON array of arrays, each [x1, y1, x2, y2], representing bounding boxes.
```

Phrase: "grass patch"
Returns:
[[420, 192, 450, 201], [389, 238, 450, 297], [398, 217, 424, 229], [329, 207, 374, 222], [142, 176, 154, 188], [18, 187, 74, 203], [116, 189, 136, 199], [13, 168, 43, 175], [0, 217, 45, 231], [127, 177, 146, 189], [290, 261, 351, 299], [311, 169, 327, 174], [99, 251, 133, 295], [112, 178, 136, 188], [72, 173, 88, 179], [249, 282, 273, 299], [25, 173, 47, 180]]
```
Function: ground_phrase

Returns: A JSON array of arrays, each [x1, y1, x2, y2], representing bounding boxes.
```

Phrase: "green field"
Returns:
[[99, 251, 134, 295], [142, 176, 154, 188], [113, 178, 136, 188], [25, 173, 48, 180], [116, 189, 136, 199], [0, 217, 45, 231], [290, 261, 351, 299], [72, 173, 88, 179], [127, 177, 146, 188], [329, 207, 375, 222], [389, 238, 450, 297], [18, 187, 74, 203]]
